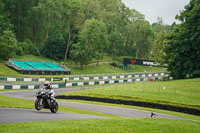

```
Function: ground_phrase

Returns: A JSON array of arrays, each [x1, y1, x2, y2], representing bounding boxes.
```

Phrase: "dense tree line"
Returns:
[[0, 0, 155, 66], [2, 0, 198, 79], [154, 0, 200, 79], [164, 0, 200, 79]]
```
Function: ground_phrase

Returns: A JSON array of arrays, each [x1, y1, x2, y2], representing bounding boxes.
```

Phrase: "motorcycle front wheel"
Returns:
[[35, 98, 44, 110], [50, 101, 58, 113]]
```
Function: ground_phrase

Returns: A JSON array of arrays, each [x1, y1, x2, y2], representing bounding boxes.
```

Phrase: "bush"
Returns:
[[16, 39, 40, 56], [42, 35, 66, 61], [110, 61, 118, 67], [29, 45, 40, 56], [110, 61, 123, 69]]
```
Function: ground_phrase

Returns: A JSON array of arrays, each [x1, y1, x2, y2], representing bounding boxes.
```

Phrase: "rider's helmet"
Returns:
[[44, 81, 50, 88]]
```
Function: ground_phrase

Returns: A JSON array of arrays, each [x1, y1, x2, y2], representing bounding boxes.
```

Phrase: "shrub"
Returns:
[[110, 61, 118, 67], [42, 36, 66, 61], [16, 39, 40, 56], [110, 61, 123, 69]]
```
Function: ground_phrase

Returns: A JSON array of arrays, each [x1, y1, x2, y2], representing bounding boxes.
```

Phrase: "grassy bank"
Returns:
[[0, 63, 166, 77], [70, 64, 166, 75], [0, 54, 167, 77], [62, 78, 200, 109], [0, 118, 199, 133]]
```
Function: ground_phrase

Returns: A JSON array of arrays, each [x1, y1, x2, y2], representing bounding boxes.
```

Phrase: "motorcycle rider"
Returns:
[[35, 81, 58, 113], [44, 81, 52, 90], [43, 81, 53, 99]]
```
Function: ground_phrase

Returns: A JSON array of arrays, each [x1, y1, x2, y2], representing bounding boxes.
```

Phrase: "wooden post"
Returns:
[[129, 84, 131, 91], [158, 85, 160, 93], [174, 87, 176, 94], [142, 83, 145, 92]]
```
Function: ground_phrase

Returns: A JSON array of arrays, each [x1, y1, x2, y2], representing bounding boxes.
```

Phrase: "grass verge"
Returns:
[[0, 118, 199, 133]]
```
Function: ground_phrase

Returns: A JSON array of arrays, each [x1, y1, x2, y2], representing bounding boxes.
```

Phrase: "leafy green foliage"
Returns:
[[0, 0, 181, 68], [125, 20, 154, 59], [29, 44, 40, 56], [152, 32, 167, 63], [0, 0, 17, 60], [70, 42, 91, 68], [0, 0, 13, 33], [164, 0, 200, 79], [0, 30, 18, 59], [16, 40, 40, 56], [0, 0, 41, 60], [151, 17, 172, 63], [70, 18, 108, 67], [42, 35, 66, 60], [110, 61, 122, 68]]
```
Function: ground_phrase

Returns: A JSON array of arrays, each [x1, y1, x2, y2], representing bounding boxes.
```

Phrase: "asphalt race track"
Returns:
[[0, 88, 191, 124], [0, 107, 107, 124]]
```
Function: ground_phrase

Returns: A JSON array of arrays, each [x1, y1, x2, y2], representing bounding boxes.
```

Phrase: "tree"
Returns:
[[152, 32, 167, 63], [0, 0, 13, 33], [2, 0, 39, 42], [88, 18, 108, 64], [0, 30, 18, 59], [151, 17, 171, 62], [130, 20, 154, 59], [63, 0, 84, 65], [16, 39, 40, 56], [164, 0, 200, 79], [108, 30, 124, 58], [70, 42, 92, 68], [33, 0, 84, 61], [1, 0, 158, 62], [0, 0, 18, 60], [152, 17, 165, 33], [70, 18, 108, 67], [42, 34, 66, 60], [120, 9, 145, 57]]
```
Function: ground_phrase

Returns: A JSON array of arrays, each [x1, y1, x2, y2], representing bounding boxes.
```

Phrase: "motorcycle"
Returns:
[[35, 87, 58, 113]]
